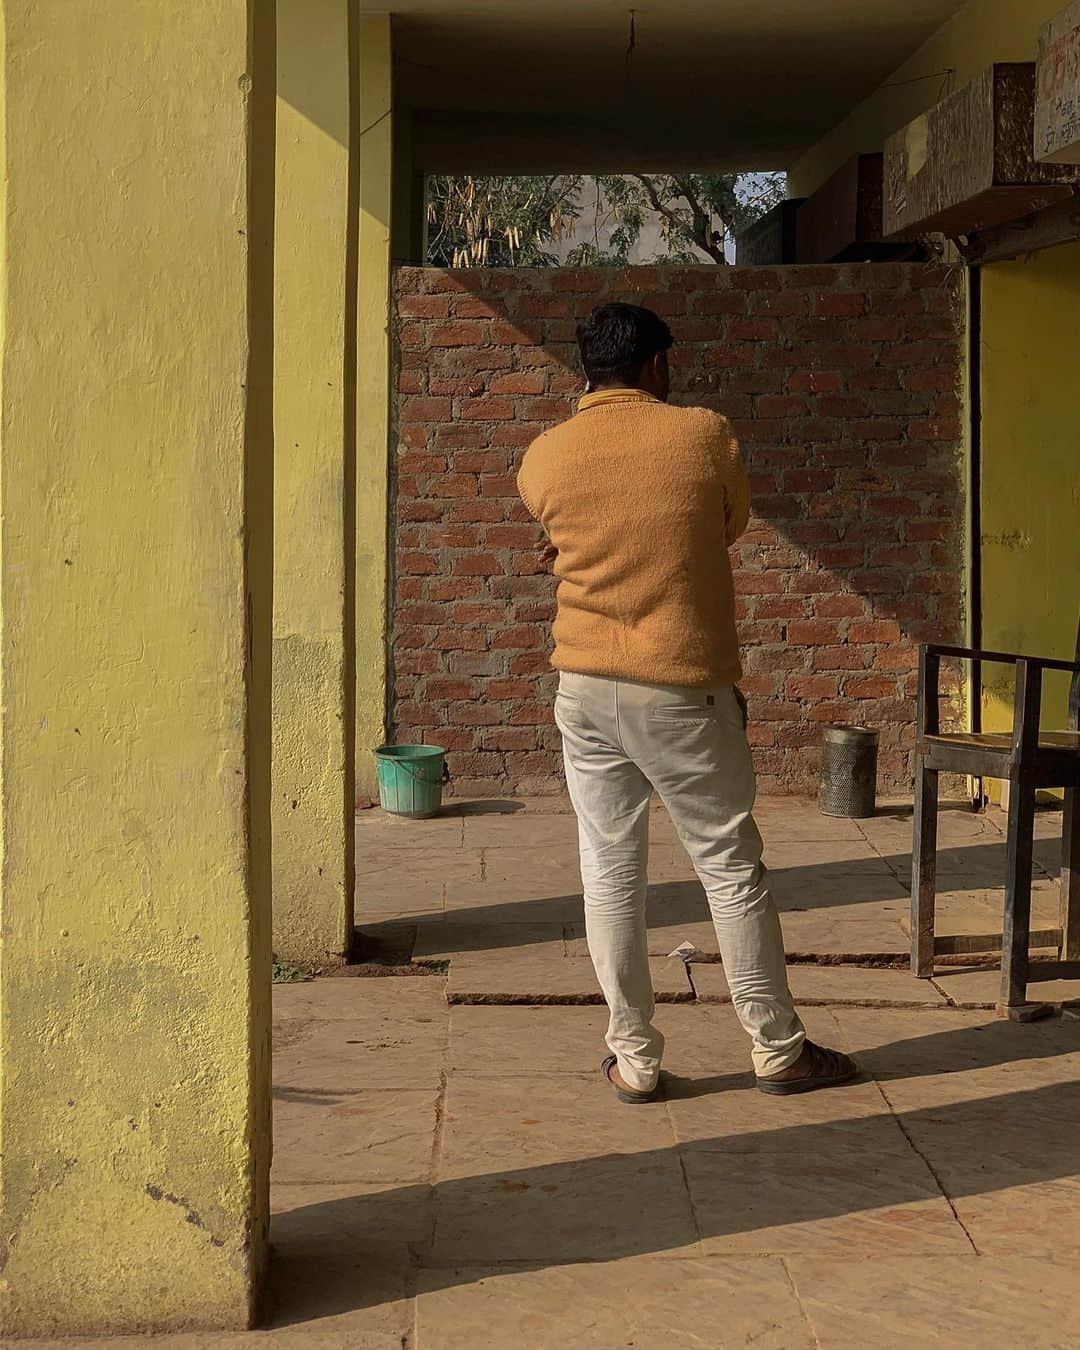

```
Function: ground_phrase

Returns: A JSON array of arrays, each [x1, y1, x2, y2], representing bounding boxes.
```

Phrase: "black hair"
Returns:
[[576, 302, 673, 388]]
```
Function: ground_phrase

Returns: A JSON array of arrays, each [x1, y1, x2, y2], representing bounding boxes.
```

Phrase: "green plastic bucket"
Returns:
[[374, 744, 449, 819]]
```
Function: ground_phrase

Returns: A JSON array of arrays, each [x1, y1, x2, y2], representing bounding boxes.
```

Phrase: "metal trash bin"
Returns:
[[819, 725, 879, 818]]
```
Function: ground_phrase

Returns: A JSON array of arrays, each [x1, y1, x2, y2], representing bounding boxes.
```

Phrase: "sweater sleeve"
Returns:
[[725, 436, 750, 545], [517, 442, 546, 523], [707, 414, 749, 545]]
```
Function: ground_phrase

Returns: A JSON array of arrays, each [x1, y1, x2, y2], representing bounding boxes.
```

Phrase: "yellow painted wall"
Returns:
[[356, 15, 393, 800], [980, 241, 1080, 738], [0, 0, 273, 1334], [273, 0, 355, 963], [789, 0, 1067, 197]]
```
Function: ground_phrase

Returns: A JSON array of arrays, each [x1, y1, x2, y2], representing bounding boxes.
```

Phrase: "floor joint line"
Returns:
[[872, 1077, 980, 1254]]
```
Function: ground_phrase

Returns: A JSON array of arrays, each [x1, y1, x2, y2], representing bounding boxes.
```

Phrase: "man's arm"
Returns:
[[715, 418, 750, 545], [725, 448, 750, 545], [517, 447, 557, 570]]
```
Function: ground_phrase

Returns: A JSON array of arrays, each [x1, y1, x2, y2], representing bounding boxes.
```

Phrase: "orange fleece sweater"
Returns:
[[517, 388, 750, 688]]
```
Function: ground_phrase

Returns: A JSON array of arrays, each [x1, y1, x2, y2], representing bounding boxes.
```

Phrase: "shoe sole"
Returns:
[[756, 1068, 859, 1096]]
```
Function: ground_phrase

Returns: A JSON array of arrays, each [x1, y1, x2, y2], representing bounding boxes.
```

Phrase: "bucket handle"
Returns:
[[391, 757, 451, 785]]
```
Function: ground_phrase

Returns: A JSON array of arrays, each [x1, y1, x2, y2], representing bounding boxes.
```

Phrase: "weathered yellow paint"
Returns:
[[980, 241, 1080, 762], [790, 0, 1069, 197], [0, 0, 273, 1334], [356, 14, 393, 800], [272, 0, 355, 963]]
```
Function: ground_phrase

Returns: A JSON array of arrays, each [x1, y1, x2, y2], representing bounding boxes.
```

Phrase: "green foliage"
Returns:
[[272, 956, 312, 984], [425, 172, 785, 268], [425, 174, 584, 267]]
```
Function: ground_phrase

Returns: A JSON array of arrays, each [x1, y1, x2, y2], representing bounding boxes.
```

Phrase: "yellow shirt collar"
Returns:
[[578, 388, 661, 412]]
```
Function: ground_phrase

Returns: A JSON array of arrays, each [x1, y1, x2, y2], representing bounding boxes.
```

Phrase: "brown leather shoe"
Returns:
[[756, 1041, 858, 1096]]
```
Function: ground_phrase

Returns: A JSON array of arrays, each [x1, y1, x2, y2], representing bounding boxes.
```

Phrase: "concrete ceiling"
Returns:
[[371, 0, 966, 171]]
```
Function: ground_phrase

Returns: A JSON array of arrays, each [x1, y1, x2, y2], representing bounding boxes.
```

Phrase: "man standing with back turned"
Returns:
[[517, 303, 857, 1103]]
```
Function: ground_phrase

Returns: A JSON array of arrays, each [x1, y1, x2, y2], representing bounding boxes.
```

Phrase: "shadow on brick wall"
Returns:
[[390, 263, 966, 798]]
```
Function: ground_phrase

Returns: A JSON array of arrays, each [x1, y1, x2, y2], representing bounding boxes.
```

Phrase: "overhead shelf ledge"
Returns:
[[883, 62, 1080, 239]]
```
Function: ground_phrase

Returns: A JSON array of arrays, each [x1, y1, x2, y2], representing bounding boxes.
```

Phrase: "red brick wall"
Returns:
[[391, 264, 965, 798]]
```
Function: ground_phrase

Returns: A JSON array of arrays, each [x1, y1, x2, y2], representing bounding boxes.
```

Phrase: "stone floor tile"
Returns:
[[890, 1074, 1080, 1156], [356, 844, 481, 880], [448, 1003, 612, 1075], [643, 846, 704, 880], [828, 1005, 1077, 1083], [461, 796, 571, 815], [443, 867, 583, 920], [690, 962, 948, 1007], [769, 871, 910, 913], [272, 1086, 438, 1185], [462, 812, 582, 849], [951, 1178, 1080, 1256], [788, 1254, 1078, 1349], [412, 920, 566, 961], [761, 838, 894, 876], [439, 1072, 678, 1177], [682, 1146, 971, 1256], [787, 964, 948, 1007], [356, 807, 465, 847], [891, 838, 1059, 888], [446, 953, 693, 1003], [779, 910, 908, 955], [932, 963, 1080, 1008], [1030, 804, 1065, 839], [273, 1011, 447, 1092], [564, 915, 721, 958], [416, 1256, 813, 1349], [430, 1153, 700, 1264], [272, 1180, 433, 1251], [272, 974, 446, 1022], [1033, 835, 1063, 879], [266, 1183, 427, 1337], [858, 803, 1003, 850], [641, 877, 713, 921], [753, 801, 867, 841], [666, 1077, 900, 1153], [897, 881, 1063, 945], [432, 1073, 698, 1263], [355, 883, 445, 922]]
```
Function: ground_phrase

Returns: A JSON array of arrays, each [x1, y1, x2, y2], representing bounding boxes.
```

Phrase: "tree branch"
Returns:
[[672, 174, 727, 264]]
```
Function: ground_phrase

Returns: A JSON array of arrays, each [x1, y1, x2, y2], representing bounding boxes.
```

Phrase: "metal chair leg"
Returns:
[[1000, 777, 1036, 1013], [1060, 787, 1080, 962], [911, 763, 937, 978]]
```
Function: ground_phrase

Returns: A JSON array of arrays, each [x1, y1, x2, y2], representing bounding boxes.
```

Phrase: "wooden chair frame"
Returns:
[[911, 638, 1080, 1018]]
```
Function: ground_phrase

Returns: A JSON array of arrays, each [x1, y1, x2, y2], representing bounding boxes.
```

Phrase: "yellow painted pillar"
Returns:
[[356, 14, 393, 800], [272, 0, 355, 963], [0, 0, 273, 1335]]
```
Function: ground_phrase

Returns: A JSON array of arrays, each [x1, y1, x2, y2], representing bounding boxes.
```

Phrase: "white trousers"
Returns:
[[556, 672, 805, 1091]]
